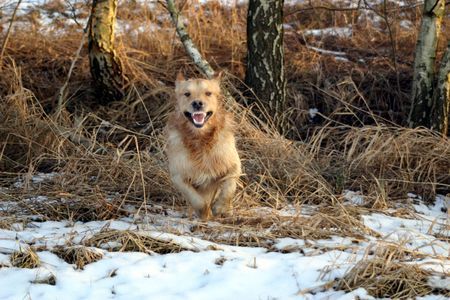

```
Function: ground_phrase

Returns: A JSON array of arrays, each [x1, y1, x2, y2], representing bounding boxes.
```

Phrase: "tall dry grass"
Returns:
[[0, 2, 448, 296], [0, 0, 448, 245]]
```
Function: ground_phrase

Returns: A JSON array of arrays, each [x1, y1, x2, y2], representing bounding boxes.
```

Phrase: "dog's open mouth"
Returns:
[[184, 111, 213, 128], [192, 112, 206, 126]]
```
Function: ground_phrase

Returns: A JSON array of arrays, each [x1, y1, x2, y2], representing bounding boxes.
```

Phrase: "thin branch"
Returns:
[[0, 0, 22, 70], [64, 0, 83, 29], [164, 0, 241, 115], [55, 33, 86, 116], [165, 0, 215, 78], [56, 16, 92, 116], [286, 1, 423, 16], [381, 0, 401, 94]]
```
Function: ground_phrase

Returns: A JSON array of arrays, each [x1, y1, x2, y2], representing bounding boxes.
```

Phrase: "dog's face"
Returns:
[[175, 73, 221, 129]]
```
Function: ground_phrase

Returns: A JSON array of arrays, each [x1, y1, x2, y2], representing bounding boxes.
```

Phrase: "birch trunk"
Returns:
[[431, 41, 450, 135], [408, 0, 445, 128], [245, 0, 285, 118], [166, 0, 215, 79], [88, 0, 127, 102]]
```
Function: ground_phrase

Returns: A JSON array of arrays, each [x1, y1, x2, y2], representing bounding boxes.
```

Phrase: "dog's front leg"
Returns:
[[212, 176, 237, 216], [171, 175, 208, 219]]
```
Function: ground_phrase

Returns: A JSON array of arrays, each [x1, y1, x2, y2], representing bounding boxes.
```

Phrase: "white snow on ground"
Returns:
[[0, 219, 361, 300], [308, 108, 319, 119], [343, 190, 366, 205], [363, 194, 449, 259], [306, 46, 350, 62], [0, 189, 448, 299], [302, 27, 353, 38], [0, 244, 359, 300]]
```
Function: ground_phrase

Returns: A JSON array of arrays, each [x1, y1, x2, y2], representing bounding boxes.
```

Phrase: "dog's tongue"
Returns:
[[192, 112, 206, 125]]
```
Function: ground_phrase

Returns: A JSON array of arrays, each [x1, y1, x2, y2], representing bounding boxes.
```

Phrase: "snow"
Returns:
[[306, 46, 349, 62], [308, 108, 319, 119], [13, 172, 59, 188], [302, 27, 352, 38], [0, 218, 362, 299], [413, 194, 448, 219], [343, 190, 366, 206], [400, 19, 414, 29], [362, 197, 449, 257], [1, 191, 448, 299], [1, 0, 446, 297]]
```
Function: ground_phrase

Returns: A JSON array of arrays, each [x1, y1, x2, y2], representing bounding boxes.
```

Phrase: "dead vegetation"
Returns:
[[10, 247, 40, 268], [0, 0, 447, 242], [52, 245, 103, 269], [0, 0, 449, 297], [0, 0, 448, 244], [85, 230, 190, 254], [337, 244, 450, 299]]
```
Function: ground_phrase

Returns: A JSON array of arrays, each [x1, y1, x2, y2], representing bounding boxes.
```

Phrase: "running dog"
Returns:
[[165, 72, 241, 219]]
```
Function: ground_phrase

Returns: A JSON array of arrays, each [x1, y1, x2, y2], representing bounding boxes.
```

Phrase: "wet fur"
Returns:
[[165, 74, 241, 219]]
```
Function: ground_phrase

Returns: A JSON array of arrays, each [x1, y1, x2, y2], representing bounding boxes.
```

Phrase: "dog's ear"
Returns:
[[176, 71, 185, 83], [214, 71, 223, 81]]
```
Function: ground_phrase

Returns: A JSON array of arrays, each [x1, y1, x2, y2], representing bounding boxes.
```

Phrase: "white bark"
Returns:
[[408, 0, 445, 128], [166, 0, 215, 79], [431, 42, 450, 135]]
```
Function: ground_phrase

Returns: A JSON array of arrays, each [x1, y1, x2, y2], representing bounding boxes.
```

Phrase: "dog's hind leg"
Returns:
[[211, 176, 237, 216]]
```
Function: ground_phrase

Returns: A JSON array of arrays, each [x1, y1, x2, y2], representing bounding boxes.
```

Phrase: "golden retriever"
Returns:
[[165, 72, 241, 219]]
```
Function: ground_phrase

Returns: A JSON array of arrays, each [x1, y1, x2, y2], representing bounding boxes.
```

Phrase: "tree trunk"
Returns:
[[245, 0, 285, 118], [431, 41, 450, 135], [88, 0, 127, 103], [408, 0, 445, 128]]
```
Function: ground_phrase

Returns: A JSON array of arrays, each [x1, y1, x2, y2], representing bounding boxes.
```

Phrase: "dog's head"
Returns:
[[175, 72, 222, 129]]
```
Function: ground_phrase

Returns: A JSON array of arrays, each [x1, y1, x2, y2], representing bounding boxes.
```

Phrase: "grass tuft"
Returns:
[[10, 248, 40, 268], [337, 244, 450, 299], [85, 230, 190, 254], [52, 245, 104, 269]]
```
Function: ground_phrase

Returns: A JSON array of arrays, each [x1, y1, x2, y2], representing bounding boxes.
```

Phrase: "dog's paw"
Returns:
[[211, 204, 231, 217], [196, 207, 211, 221]]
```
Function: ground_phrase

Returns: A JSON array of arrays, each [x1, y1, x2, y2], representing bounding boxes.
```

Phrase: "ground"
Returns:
[[0, 174, 448, 299], [0, 0, 449, 299]]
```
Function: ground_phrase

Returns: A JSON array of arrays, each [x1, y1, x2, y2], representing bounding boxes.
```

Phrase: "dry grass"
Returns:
[[335, 243, 450, 298], [10, 247, 40, 268], [85, 230, 191, 254], [0, 0, 448, 262], [0, 45, 448, 245], [0, 2, 448, 297], [52, 245, 103, 269], [338, 259, 434, 298]]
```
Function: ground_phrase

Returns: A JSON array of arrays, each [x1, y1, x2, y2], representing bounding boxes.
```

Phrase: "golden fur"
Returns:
[[165, 72, 241, 219]]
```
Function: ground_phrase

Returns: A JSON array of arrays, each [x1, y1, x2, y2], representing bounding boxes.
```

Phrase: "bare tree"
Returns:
[[431, 42, 450, 135], [245, 0, 286, 118], [408, 0, 445, 129], [88, 0, 127, 102]]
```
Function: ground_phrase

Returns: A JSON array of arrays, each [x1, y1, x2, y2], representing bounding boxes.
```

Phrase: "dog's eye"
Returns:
[[205, 91, 212, 96], [184, 92, 191, 97]]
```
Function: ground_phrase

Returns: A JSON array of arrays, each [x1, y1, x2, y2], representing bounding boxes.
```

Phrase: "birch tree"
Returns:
[[408, 0, 445, 130], [431, 42, 450, 135], [88, 0, 127, 102], [245, 0, 285, 118]]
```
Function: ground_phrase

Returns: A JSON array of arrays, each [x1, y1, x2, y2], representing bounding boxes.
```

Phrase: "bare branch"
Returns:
[[0, 0, 22, 70], [286, 1, 423, 16], [56, 32, 87, 116], [165, 0, 215, 78]]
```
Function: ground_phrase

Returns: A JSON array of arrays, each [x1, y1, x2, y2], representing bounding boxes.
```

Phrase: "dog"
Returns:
[[165, 71, 241, 219]]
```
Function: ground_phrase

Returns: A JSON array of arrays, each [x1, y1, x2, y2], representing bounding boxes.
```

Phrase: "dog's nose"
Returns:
[[192, 101, 203, 110]]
